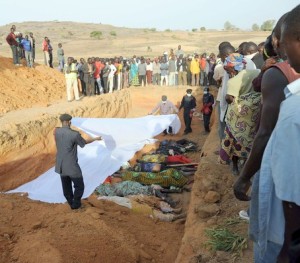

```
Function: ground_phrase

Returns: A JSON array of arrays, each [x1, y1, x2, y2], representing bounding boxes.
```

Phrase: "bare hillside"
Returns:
[[0, 21, 269, 63]]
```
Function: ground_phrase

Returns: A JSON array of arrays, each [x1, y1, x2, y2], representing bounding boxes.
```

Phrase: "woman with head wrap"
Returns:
[[219, 53, 261, 175]]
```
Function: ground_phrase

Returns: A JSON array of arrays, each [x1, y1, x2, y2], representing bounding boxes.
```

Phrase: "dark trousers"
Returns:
[[80, 79, 86, 96], [48, 51, 53, 68], [163, 126, 173, 135], [208, 72, 216, 86], [187, 71, 192, 85], [103, 77, 108, 93], [138, 75, 146, 86], [10, 45, 20, 64], [101, 75, 105, 90], [94, 80, 100, 95], [32, 47, 35, 62], [85, 76, 95, 96], [184, 110, 192, 132], [203, 113, 211, 132], [113, 74, 118, 90], [60, 175, 84, 208]]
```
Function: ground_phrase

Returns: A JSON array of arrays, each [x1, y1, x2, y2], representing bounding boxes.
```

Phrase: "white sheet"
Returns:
[[8, 114, 180, 203]]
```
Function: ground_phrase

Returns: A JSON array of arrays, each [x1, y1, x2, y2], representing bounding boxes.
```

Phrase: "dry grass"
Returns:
[[205, 217, 249, 261]]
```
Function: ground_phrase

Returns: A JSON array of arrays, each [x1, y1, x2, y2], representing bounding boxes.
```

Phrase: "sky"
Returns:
[[0, 0, 299, 30]]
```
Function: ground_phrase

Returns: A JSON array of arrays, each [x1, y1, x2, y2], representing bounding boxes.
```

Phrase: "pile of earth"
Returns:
[[0, 56, 252, 263]]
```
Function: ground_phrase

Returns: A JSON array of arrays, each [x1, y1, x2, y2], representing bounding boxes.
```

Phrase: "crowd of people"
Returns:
[[212, 5, 300, 263], [62, 48, 219, 103], [5, 4, 300, 261], [6, 25, 36, 67], [6, 25, 62, 69], [5, 27, 219, 98]]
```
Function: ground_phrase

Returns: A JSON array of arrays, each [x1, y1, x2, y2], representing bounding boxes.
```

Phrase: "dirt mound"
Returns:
[[0, 193, 184, 263], [0, 56, 65, 116], [175, 114, 253, 263], [0, 59, 253, 263]]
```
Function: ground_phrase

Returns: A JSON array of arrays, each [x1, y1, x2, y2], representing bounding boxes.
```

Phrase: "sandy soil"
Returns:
[[0, 55, 253, 263]]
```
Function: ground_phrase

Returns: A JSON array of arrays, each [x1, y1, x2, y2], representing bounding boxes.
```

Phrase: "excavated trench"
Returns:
[[0, 59, 251, 262], [0, 90, 131, 191]]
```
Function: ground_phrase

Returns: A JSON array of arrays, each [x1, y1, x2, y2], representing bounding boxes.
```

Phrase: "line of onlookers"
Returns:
[[6, 25, 63, 69]]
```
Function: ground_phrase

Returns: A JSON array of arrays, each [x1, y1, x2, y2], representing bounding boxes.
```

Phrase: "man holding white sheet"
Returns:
[[54, 113, 102, 209]]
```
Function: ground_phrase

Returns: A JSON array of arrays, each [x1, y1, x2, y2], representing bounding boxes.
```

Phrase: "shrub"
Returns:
[[260, 20, 276, 31], [90, 31, 102, 39], [192, 28, 198, 32], [110, 31, 117, 36], [252, 23, 260, 31]]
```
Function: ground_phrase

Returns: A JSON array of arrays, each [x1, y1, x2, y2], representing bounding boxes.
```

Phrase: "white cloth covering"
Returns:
[[8, 115, 181, 203]]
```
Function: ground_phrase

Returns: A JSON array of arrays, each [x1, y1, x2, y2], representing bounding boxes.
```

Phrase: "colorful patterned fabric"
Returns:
[[226, 92, 261, 149], [130, 75, 139, 86], [130, 63, 139, 86], [121, 168, 188, 188], [219, 69, 261, 163], [224, 53, 246, 71], [140, 154, 167, 163], [219, 126, 251, 163], [95, 181, 152, 196]]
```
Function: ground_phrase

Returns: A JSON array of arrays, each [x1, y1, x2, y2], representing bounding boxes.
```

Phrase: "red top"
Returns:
[[94, 61, 102, 78], [6, 32, 18, 46], [42, 40, 48, 52], [200, 58, 206, 70], [272, 61, 300, 83]]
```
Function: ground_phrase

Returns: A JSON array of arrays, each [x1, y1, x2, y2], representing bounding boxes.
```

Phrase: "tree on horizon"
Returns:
[[252, 23, 260, 31], [260, 19, 276, 31], [224, 21, 235, 31]]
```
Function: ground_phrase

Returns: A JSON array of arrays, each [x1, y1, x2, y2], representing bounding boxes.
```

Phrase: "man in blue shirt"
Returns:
[[271, 5, 300, 262], [21, 35, 32, 68]]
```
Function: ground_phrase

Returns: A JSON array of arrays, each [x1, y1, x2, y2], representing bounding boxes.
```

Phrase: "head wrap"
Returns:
[[224, 53, 246, 72]]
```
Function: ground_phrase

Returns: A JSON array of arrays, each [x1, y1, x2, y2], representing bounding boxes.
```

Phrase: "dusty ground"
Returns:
[[0, 56, 209, 263], [0, 37, 254, 262]]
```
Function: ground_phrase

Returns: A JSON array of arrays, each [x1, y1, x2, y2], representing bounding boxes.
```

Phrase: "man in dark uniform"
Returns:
[[179, 89, 197, 135], [201, 87, 214, 133], [54, 114, 102, 209]]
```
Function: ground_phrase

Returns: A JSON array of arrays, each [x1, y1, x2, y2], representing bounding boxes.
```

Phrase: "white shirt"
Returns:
[[146, 63, 153, 71], [244, 55, 257, 70], [213, 63, 225, 102], [219, 72, 229, 121], [151, 100, 179, 115], [108, 64, 116, 77]]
